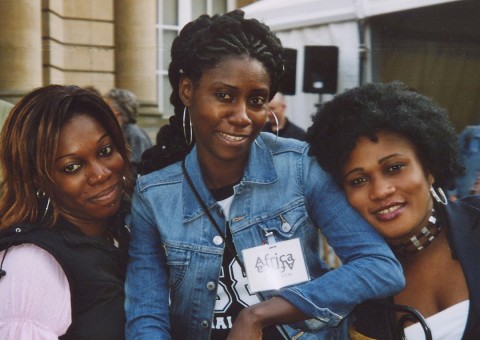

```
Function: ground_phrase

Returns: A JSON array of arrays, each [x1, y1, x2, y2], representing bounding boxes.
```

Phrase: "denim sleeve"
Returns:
[[125, 187, 172, 340], [277, 152, 405, 330]]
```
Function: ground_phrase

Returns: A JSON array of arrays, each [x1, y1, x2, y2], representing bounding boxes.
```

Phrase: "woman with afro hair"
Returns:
[[307, 81, 479, 339]]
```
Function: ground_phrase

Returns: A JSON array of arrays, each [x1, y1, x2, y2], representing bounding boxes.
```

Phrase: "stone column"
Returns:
[[114, 0, 157, 111], [0, 0, 43, 103]]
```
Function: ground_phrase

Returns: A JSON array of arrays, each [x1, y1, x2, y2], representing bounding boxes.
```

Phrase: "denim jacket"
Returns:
[[125, 133, 404, 340]]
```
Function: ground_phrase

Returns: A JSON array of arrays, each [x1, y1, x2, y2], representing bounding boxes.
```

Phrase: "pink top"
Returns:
[[0, 244, 71, 339]]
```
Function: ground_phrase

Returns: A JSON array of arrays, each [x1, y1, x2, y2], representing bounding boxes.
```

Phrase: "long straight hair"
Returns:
[[0, 85, 132, 229]]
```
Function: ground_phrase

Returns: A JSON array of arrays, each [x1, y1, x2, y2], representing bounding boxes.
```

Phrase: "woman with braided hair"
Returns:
[[125, 10, 404, 340]]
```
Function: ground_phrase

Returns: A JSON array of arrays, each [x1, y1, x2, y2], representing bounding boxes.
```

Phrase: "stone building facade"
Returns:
[[0, 0, 254, 125]]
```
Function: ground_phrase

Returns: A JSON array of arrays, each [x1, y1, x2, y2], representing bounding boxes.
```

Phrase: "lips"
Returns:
[[89, 183, 122, 205], [372, 203, 405, 221], [217, 131, 248, 142]]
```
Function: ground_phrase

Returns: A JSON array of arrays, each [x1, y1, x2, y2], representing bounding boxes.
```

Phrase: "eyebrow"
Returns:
[[54, 133, 110, 162], [344, 153, 402, 177]]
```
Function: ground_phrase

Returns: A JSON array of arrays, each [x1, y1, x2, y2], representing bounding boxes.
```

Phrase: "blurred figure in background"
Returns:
[[450, 125, 480, 200], [0, 99, 13, 131], [83, 85, 102, 97], [104, 88, 152, 179], [263, 92, 306, 141]]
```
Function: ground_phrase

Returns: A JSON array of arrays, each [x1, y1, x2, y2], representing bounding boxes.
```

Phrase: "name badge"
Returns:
[[242, 238, 309, 293]]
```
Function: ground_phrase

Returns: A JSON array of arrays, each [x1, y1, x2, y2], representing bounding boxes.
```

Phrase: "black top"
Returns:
[[0, 218, 129, 340], [262, 119, 306, 141]]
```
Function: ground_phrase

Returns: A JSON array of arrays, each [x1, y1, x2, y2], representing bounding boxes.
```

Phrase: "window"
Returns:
[[157, 0, 233, 116]]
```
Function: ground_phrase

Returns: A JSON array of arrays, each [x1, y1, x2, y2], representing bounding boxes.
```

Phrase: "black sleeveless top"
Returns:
[[0, 219, 129, 340]]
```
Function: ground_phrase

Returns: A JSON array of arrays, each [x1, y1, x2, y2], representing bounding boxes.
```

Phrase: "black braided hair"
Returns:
[[306, 81, 464, 190], [140, 9, 285, 174]]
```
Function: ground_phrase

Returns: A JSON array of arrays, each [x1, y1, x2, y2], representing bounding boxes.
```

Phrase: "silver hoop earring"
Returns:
[[430, 186, 448, 205], [269, 110, 279, 139], [36, 189, 45, 199], [36, 189, 51, 221], [183, 107, 193, 145]]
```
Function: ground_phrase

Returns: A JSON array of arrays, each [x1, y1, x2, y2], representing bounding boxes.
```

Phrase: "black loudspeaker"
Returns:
[[281, 48, 297, 95], [303, 46, 338, 94]]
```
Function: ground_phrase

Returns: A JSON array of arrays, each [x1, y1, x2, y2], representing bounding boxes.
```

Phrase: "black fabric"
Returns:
[[210, 182, 238, 201], [263, 119, 306, 141], [0, 219, 129, 340], [352, 197, 480, 339]]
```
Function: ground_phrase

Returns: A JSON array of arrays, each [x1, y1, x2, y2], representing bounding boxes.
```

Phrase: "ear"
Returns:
[[179, 77, 193, 107], [427, 173, 435, 187]]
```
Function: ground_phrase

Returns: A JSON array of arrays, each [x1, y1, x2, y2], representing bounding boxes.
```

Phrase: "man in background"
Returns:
[[263, 92, 306, 141]]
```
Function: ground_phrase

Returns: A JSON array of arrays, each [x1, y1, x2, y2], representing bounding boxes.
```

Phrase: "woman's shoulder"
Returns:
[[0, 244, 71, 337], [135, 160, 183, 191], [259, 132, 308, 155]]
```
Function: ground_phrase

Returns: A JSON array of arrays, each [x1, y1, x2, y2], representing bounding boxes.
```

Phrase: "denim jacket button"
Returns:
[[206, 281, 216, 291], [213, 235, 223, 245], [281, 222, 292, 232], [201, 320, 209, 328]]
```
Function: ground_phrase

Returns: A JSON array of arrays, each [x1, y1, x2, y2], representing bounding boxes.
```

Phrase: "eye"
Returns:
[[386, 163, 404, 174], [99, 145, 113, 157], [346, 176, 368, 187], [63, 163, 81, 174], [216, 92, 232, 102], [249, 96, 267, 108]]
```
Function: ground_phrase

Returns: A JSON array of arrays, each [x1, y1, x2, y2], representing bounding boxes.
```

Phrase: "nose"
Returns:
[[368, 177, 395, 201], [86, 161, 112, 186], [228, 101, 252, 127]]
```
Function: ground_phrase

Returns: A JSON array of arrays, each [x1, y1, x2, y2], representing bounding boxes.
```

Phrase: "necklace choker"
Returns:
[[390, 210, 442, 257]]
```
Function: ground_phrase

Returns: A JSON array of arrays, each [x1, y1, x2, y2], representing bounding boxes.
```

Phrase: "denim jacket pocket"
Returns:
[[164, 244, 191, 291], [257, 204, 312, 241]]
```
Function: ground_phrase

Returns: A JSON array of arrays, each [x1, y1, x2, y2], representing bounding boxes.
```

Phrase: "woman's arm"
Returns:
[[0, 244, 71, 339], [124, 189, 172, 339], [273, 153, 404, 331], [228, 296, 308, 339]]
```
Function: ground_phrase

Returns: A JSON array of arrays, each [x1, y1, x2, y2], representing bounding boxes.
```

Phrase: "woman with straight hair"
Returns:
[[0, 85, 132, 339]]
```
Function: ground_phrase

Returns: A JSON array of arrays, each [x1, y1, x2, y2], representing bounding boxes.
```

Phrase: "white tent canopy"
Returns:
[[243, 0, 462, 31], [242, 0, 463, 129]]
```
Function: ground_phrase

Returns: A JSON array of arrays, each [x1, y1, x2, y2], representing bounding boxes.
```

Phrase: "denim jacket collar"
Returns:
[[182, 135, 278, 222]]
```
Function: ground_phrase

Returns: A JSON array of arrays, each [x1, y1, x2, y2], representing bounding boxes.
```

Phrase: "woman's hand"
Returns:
[[227, 296, 309, 340], [227, 305, 264, 340]]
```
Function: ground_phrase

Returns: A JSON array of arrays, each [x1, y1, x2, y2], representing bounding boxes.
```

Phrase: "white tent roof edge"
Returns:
[[242, 0, 464, 31]]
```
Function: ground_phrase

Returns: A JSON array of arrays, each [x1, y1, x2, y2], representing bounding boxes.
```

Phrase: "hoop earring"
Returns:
[[269, 110, 279, 140], [183, 107, 193, 145], [430, 186, 448, 205], [36, 189, 51, 221]]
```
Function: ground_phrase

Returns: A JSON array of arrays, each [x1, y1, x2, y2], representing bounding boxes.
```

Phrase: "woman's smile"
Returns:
[[216, 131, 248, 143], [371, 202, 405, 222], [88, 182, 123, 206]]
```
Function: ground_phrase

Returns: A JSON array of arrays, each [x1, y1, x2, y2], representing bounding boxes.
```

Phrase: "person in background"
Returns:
[[307, 82, 479, 339], [83, 85, 102, 98], [262, 92, 306, 141], [104, 88, 152, 179], [449, 119, 480, 200], [125, 10, 404, 340], [0, 85, 132, 339], [0, 99, 13, 131]]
